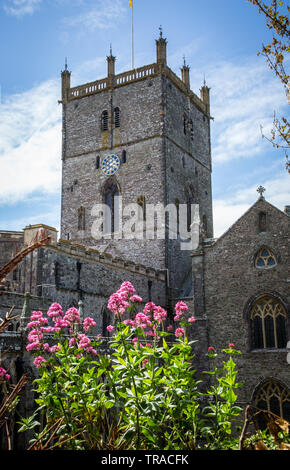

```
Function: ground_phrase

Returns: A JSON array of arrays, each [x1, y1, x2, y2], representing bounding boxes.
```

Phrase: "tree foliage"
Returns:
[[247, 0, 290, 172]]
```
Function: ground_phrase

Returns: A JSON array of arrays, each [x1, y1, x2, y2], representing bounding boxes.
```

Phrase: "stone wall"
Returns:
[[202, 198, 290, 405], [10, 240, 167, 336]]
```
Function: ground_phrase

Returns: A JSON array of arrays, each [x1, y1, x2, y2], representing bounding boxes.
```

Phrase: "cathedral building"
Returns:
[[0, 33, 289, 448]]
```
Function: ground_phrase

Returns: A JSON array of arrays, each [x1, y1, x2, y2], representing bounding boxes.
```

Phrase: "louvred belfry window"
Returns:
[[101, 110, 108, 131], [114, 107, 120, 128]]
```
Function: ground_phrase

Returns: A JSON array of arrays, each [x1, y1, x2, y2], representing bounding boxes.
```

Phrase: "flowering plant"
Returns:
[[19, 282, 243, 450]]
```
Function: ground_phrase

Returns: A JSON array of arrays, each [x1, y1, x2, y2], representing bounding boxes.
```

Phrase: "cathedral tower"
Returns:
[[60, 33, 213, 298]]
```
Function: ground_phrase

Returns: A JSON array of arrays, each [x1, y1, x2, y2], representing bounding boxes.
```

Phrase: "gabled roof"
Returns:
[[208, 197, 289, 249]]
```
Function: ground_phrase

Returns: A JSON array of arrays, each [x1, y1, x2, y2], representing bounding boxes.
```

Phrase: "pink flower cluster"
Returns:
[[33, 356, 47, 369], [83, 317, 97, 332], [106, 325, 115, 333], [107, 283, 197, 343], [76, 333, 97, 356], [175, 328, 185, 338], [174, 301, 189, 321], [26, 303, 98, 360], [107, 282, 145, 317], [0, 367, 10, 381]]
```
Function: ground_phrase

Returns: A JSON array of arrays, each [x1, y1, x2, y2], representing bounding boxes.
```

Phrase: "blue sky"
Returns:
[[0, 0, 289, 238]]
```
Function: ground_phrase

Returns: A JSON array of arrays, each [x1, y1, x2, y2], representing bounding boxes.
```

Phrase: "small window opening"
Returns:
[[78, 206, 85, 231], [137, 195, 146, 221], [101, 110, 108, 131], [259, 211, 267, 232]]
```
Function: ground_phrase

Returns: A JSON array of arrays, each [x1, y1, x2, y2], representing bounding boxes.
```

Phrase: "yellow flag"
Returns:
[[129, 0, 133, 8]]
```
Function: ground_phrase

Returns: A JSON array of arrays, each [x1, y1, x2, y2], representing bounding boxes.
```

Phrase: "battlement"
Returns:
[[68, 63, 158, 101], [62, 34, 210, 116], [0, 230, 24, 241], [55, 239, 167, 282]]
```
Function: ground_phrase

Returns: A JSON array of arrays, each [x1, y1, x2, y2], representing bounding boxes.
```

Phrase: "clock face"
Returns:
[[101, 154, 120, 176]]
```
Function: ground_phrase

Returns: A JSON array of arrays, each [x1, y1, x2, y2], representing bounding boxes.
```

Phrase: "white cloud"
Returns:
[[213, 171, 290, 238], [63, 0, 126, 32], [1, 210, 60, 233], [0, 79, 62, 205], [3, 0, 42, 17], [190, 58, 288, 164]]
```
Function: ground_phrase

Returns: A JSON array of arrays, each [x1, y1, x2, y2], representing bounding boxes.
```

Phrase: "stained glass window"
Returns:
[[255, 247, 277, 268], [255, 381, 290, 422], [250, 296, 287, 349]]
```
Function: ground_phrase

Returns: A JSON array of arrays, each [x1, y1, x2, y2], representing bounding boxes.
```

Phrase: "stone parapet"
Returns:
[[56, 239, 167, 282], [64, 62, 209, 117]]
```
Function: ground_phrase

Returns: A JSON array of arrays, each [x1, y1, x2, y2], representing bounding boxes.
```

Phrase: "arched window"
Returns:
[[101, 110, 108, 131], [114, 107, 120, 128], [78, 206, 85, 231], [102, 179, 120, 233], [102, 305, 113, 337], [254, 380, 290, 423], [250, 296, 287, 349], [255, 247, 277, 268]]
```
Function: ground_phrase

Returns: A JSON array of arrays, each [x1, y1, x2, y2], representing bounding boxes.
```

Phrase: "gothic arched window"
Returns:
[[250, 296, 287, 349], [102, 179, 120, 233], [101, 110, 108, 131], [254, 380, 290, 423], [114, 107, 120, 128], [255, 247, 277, 269]]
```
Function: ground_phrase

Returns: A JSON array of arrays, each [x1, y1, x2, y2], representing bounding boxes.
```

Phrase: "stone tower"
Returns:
[[60, 32, 213, 298]]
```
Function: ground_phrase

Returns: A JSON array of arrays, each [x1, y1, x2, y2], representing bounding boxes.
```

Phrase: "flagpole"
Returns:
[[131, 2, 134, 69]]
